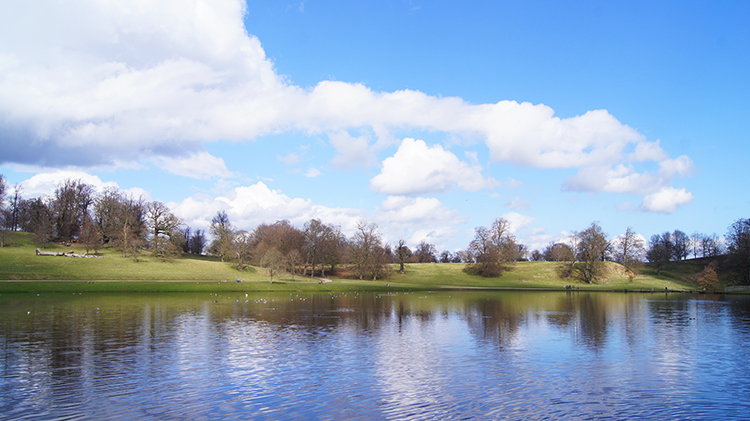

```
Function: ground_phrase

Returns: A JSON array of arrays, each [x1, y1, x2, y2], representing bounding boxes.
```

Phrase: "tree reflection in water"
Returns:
[[1, 291, 749, 419]]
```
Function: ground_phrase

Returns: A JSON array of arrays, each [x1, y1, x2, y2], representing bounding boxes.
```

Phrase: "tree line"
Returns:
[[524, 222, 748, 286], [0, 176, 439, 280], [0, 175, 748, 285]]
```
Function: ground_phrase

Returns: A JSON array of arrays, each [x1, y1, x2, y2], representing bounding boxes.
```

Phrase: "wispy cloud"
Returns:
[[304, 167, 322, 178], [154, 151, 235, 179]]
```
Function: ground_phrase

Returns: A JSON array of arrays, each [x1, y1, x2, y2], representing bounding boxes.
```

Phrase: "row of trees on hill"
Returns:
[[1, 175, 748, 285], [203, 212, 463, 281], [523, 222, 748, 285], [461, 218, 615, 283], [531, 229, 723, 265], [0, 176, 404, 280], [0, 177, 186, 261], [459, 215, 749, 286]]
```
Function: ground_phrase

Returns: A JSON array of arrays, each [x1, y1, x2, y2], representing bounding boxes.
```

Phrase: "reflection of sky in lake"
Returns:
[[1, 292, 749, 419]]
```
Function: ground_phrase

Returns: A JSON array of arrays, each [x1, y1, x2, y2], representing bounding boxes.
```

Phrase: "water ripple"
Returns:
[[1, 292, 750, 420]]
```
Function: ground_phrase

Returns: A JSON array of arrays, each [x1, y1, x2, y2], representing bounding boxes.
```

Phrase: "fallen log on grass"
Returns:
[[36, 249, 102, 258]]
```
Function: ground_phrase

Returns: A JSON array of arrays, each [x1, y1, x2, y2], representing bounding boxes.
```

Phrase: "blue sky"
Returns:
[[1, 0, 748, 252]]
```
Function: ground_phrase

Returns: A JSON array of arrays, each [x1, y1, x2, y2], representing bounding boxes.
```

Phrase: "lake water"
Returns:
[[1, 290, 749, 420]]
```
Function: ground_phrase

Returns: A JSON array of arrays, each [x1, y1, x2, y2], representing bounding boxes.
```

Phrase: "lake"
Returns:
[[1, 290, 749, 420]]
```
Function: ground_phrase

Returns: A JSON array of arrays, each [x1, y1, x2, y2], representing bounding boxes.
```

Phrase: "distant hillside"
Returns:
[[5, 233, 740, 296], [640, 255, 731, 287], [0, 231, 708, 293]]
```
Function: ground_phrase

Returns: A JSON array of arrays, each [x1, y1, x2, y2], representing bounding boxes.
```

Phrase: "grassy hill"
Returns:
[[0, 231, 710, 293]]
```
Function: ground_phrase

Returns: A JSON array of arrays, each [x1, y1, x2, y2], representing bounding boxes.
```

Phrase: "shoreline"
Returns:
[[0, 280, 729, 295]]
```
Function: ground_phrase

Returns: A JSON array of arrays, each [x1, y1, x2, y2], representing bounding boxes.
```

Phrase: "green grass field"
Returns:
[[0, 232, 707, 293]]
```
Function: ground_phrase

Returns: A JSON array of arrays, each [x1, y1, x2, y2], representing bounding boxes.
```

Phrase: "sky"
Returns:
[[1, 0, 748, 253]]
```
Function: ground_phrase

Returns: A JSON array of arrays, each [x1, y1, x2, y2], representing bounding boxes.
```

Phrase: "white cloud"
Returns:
[[562, 155, 696, 213], [617, 201, 633, 212], [523, 227, 571, 252], [370, 138, 498, 195], [564, 164, 655, 194], [378, 195, 460, 224], [640, 187, 695, 214], [278, 153, 302, 165], [376, 195, 466, 248], [658, 155, 696, 178], [505, 196, 530, 210], [154, 151, 234, 179], [170, 185, 466, 246], [171, 181, 362, 233], [0, 0, 288, 167], [502, 211, 536, 235], [479, 106, 645, 168], [17, 170, 149, 200], [629, 139, 668, 162], [504, 178, 524, 189], [328, 130, 378, 169], [0, 0, 693, 209], [304, 167, 322, 178]]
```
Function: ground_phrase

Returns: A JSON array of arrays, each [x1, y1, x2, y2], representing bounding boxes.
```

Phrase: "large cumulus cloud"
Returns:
[[0, 0, 694, 213]]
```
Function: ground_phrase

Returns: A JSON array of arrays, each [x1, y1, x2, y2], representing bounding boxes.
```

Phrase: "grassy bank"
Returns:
[[0, 232, 702, 293]]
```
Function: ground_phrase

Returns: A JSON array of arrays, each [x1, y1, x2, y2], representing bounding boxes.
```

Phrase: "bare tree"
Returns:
[[575, 222, 609, 283], [120, 222, 145, 261], [516, 243, 529, 261], [647, 232, 673, 275], [543, 242, 575, 262], [261, 247, 284, 283], [320, 225, 344, 276], [233, 230, 254, 270], [123, 195, 148, 242], [252, 220, 305, 271], [273, 220, 305, 258], [303, 219, 326, 276], [0, 174, 6, 209], [611, 226, 645, 268], [0, 175, 6, 246], [699, 233, 723, 257], [52, 179, 95, 242], [468, 226, 493, 260], [689, 232, 702, 259], [285, 249, 302, 280], [0, 176, 7, 247], [181, 226, 192, 253], [93, 187, 124, 244], [672, 230, 690, 261], [30, 198, 54, 248], [466, 226, 507, 277], [79, 220, 102, 254], [14, 198, 34, 233], [456, 249, 474, 263], [415, 240, 436, 263], [465, 217, 520, 277], [396, 239, 410, 273], [189, 229, 206, 254], [490, 217, 511, 248], [6, 183, 23, 231], [209, 211, 234, 261], [0, 215, 7, 248], [726, 218, 750, 285], [146, 201, 184, 260], [91, 187, 147, 251], [351, 220, 386, 280]]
